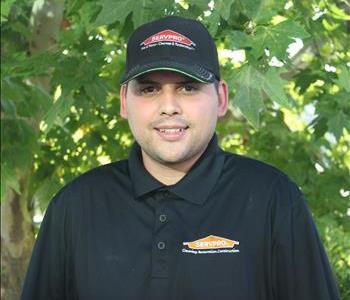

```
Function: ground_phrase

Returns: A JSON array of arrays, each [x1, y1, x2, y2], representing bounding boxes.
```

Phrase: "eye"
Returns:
[[181, 83, 198, 93], [140, 85, 158, 95]]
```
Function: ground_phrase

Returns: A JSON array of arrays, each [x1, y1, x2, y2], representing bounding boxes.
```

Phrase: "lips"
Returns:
[[154, 124, 189, 141]]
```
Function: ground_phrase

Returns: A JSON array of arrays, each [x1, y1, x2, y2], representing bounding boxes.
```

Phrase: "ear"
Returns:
[[120, 84, 128, 119], [217, 80, 229, 117]]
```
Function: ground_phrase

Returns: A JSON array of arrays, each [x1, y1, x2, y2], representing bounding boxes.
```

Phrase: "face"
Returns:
[[120, 71, 228, 171]]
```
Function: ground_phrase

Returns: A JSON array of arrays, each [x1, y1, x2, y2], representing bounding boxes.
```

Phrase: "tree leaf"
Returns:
[[33, 176, 61, 211], [187, 0, 210, 11], [207, 11, 220, 36], [94, 0, 150, 28], [294, 70, 320, 94], [312, 117, 328, 139], [42, 95, 75, 133], [1, 164, 21, 196], [232, 65, 264, 127], [2, 118, 37, 149], [0, 97, 17, 116], [205, 0, 236, 35], [1, 77, 26, 104], [327, 112, 348, 140], [328, 3, 350, 21], [94, 0, 132, 26], [10, 20, 32, 39], [0, 0, 16, 22], [261, 68, 291, 107], [336, 65, 350, 93], [234, 85, 263, 128], [232, 65, 290, 126], [251, 20, 310, 59], [84, 78, 108, 106], [215, 0, 236, 21], [240, 0, 283, 23], [335, 91, 350, 110], [52, 56, 97, 92], [1, 77, 52, 119], [226, 30, 252, 49], [75, 1, 101, 32], [1, 78, 21, 116]]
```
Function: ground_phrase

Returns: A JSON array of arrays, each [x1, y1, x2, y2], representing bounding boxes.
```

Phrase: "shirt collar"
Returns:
[[128, 134, 225, 205]]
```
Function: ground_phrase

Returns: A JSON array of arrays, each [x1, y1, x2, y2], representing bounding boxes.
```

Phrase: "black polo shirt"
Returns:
[[21, 135, 340, 300]]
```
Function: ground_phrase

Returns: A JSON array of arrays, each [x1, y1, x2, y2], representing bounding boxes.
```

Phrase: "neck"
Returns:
[[141, 150, 203, 185]]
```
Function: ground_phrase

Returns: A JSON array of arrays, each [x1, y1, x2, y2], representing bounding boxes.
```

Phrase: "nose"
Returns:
[[159, 89, 182, 116]]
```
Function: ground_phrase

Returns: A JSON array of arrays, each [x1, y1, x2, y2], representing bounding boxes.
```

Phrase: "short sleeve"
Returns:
[[271, 176, 340, 300]]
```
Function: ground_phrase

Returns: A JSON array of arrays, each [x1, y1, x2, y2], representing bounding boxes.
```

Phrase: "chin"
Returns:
[[149, 148, 186, 163], [157, 154, 186, 164]]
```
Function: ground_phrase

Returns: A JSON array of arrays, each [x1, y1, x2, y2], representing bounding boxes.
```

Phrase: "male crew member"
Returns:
[[21, 16, 340, 300]]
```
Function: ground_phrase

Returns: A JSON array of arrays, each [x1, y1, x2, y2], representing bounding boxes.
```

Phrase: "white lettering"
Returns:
[[152, 34, 184, 43], [182, 248, 240, 255]]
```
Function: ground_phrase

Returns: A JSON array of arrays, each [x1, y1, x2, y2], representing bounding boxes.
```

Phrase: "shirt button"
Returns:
[[157, 241, 166, 250], [159, 214, 167, 223]]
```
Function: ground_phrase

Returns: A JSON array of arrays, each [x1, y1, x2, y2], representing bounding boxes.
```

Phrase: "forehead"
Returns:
[[131, 71, 199, 84]]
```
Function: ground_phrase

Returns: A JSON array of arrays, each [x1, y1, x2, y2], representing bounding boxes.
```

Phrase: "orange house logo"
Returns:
[[183, 235, 239, 250]]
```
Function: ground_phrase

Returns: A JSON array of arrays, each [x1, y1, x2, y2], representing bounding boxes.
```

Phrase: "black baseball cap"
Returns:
[[120, 16, 220, 84]]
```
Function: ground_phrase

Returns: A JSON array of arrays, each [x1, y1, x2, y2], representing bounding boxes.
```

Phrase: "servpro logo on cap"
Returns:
[[140, 29, 196, 51], [182, 235, 240, 255]]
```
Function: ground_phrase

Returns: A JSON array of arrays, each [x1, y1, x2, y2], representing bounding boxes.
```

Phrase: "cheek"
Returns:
[[126, 101, 154, 128], [186, 101, 218, 121]]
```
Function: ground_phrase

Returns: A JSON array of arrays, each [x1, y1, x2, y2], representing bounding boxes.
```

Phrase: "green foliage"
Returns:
[[232, 65, 292, 126], [1, 0, 349, 297], [232, 65, 264, 127]]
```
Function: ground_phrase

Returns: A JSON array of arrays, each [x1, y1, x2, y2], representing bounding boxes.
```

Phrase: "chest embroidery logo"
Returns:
[[182, 235, 240, 255], [140, 29, 196, 51]]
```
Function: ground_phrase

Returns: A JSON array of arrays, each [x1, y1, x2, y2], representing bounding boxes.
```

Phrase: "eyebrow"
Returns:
[[135, 78, 200, 85], [135, 79, 158, 84]]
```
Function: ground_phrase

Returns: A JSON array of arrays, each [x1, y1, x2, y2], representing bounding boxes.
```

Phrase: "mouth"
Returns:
[[155, 126, 189, 133], [154, 125, 189, 141]]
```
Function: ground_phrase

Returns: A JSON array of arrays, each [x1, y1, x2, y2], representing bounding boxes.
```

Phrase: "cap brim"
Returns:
[[120, 60, 216, 84]]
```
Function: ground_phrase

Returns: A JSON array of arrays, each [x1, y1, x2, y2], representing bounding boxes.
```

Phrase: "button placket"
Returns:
[[151, 200, 171, 278]]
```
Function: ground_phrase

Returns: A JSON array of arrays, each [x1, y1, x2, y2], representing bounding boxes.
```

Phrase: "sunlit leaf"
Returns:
[[328, 3, 350, 21], [0, 0, 16, 22], [42, 95, 75, 133], [251, 20, 310, 59], [336, 65, 350, 93]]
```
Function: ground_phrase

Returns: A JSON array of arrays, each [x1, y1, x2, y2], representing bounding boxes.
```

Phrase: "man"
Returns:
[[21, 16, 340, 300]]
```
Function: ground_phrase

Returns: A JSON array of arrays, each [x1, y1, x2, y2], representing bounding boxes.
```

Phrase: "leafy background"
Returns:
[[1, 0, 349, 299]]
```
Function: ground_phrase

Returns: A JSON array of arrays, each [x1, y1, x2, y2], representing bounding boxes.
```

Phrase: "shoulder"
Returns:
[[51, 159, 130, 206], [221, 150, 285, 183], [71, 159, 129, 187], [220, 149, 302, 202]]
